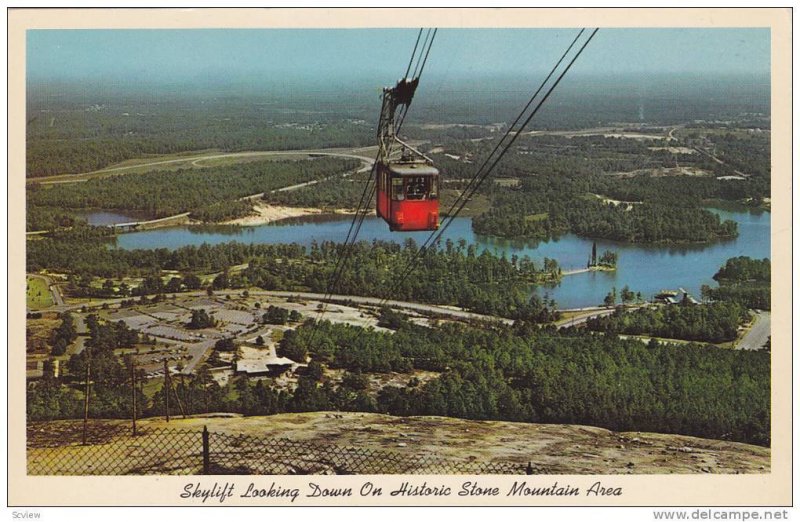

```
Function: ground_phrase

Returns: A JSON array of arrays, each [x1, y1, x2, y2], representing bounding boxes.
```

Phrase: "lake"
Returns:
[[110, 209, 770, 309], [78, 210, 144, 226]]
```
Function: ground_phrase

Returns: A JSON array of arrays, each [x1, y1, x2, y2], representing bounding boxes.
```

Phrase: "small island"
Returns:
[[587, 242, 617, 271]]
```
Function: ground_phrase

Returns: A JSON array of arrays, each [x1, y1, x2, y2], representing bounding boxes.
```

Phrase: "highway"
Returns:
[[736, 311, 771, 351], [32, 146, 377, 185]]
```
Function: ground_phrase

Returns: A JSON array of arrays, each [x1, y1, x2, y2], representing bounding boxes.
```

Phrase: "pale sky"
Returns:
[[27, 28, 770, 86]]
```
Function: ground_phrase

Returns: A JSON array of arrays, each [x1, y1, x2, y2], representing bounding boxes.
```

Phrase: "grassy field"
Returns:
[[26, 276, 54, 309], [440, 190, 491, 217]]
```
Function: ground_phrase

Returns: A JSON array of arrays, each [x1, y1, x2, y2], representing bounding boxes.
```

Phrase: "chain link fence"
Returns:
[[28, 425, 538, 476]]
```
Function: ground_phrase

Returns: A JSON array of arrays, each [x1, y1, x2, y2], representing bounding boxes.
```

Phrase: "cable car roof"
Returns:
[[387, 162, 439, 176]]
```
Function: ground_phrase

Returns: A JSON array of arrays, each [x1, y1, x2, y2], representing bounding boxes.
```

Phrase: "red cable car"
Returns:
[[376, 155, 440, 232], [375, 77, 440, 231]]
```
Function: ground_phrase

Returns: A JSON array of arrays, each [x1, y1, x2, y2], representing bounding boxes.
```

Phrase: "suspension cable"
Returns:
[[379, 28, 599, 313], [307, 28, 435, 345]]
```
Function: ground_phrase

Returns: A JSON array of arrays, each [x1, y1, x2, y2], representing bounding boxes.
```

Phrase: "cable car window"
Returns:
[[392, 177, 405, 200], [406, 176, 428, 200], [429, 176, 438, 199]]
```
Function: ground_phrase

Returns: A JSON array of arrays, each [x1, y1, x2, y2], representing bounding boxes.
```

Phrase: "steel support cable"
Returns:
[[307, 29, 432, 344], [385, 28, 588, 297], [319, 27, 425, 302], [324, 27, 433, 303], [379, 28, 599, 311], [432, 29, 599, 244], [411, 28, 433, 80], [439, 29, 584, 218], [395, 29, 437, 135], [404, 29, 424, 80], [315, 29, 600, 358]]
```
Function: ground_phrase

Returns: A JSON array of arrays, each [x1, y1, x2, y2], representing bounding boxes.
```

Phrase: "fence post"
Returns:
[[131, 360, 137, 436], [82, 355, 92, 445], [164, 359, 170, 423], [202, 426, 210, 475]]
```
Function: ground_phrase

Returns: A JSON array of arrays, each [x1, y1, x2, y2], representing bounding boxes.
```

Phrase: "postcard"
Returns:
[[8, 7, 792, 509]]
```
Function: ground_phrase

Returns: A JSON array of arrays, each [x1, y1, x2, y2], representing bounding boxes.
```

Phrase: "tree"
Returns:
[[599, 250, 618, 267], [263, 306, 289, 325], [188, 309, 214, 329], [214, 338, 237, 352], [620, 285, 635, 305], [278, 329, 307, 363], [604, 287, 617, 307], [307, 361, 324, 382], [102, 279, 115, 295], [51, 312, 77, 356], [183, 274, 202, 290]]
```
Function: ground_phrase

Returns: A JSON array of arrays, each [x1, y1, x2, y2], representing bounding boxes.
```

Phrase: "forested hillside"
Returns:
[[29, 318, 771, 446]]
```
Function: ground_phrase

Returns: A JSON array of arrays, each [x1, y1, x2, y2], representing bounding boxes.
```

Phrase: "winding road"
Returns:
[[32, 146, 378, 185]]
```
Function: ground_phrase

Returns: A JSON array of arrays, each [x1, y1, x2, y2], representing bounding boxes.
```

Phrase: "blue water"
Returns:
[[110, 209, 770, 309]]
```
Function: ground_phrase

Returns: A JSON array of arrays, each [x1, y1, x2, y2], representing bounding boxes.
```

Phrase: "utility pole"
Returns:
[[171, 374, 188, 419], [164, 358, 170, 423]]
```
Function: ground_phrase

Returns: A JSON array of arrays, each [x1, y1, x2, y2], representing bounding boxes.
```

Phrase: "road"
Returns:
[[692, 147, 750, 178], [261, 291, 514, 325], [736, 311, 771, 351], [41, 287, 636, 332], [555, 307, 617, 329], [43, 289, 515, 326], [43, 289, 514, 376], [33, 147, 377, 185]]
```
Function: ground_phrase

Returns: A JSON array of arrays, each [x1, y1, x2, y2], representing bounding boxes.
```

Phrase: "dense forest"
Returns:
[[27, 233, 561, 321], [586, 256, 770, 343], [702, 256, 771, 310], [262, 133, 764, 243], [26, 88, 376, 177], [585, 301, 749, 343], [26, 206, 85, 232], [26, 76, 768, 177], [27, 157, 359, 226], [28, 318, 770, 447]]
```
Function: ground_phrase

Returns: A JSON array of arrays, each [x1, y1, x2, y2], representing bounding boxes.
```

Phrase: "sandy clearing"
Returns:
[[221, 202, 325, 226]]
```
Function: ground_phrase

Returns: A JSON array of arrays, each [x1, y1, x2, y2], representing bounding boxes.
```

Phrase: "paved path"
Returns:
[[736, 311, 771, 351]]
